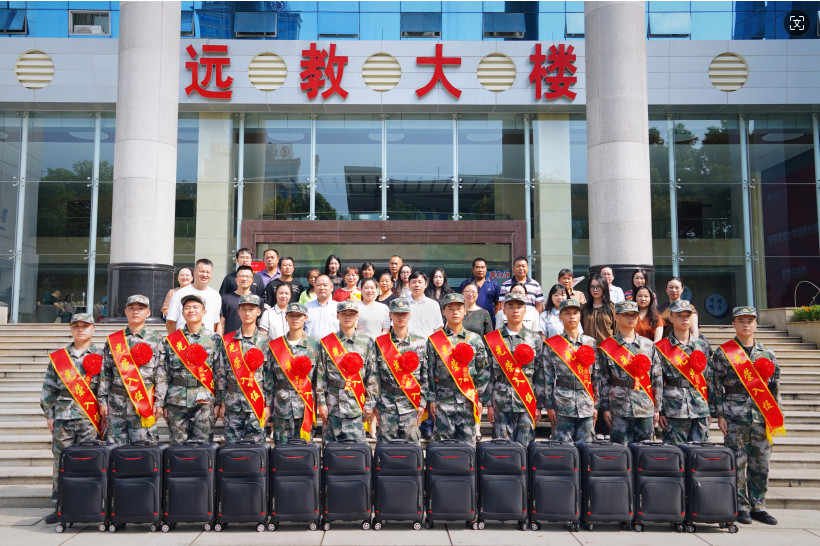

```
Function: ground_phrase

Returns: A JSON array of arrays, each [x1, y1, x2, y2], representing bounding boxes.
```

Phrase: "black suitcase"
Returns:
[[679, 442, 739, 533], [322, 439, 372, 530], [629, 441, 686, 531], [476, 439, 528, 529], [55, 440, 110, 533], [215, 440, 270, 532], [528, 441, 581, 531], [578, 439, 633, 530], [163, 440, 220, 532], [425, 439, 476, 530], [269, 438, 321, 531], [373, 440, 424, 530], [108, 441, 168, 532]]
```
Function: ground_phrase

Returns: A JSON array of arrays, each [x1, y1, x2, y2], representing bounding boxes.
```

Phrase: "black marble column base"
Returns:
[[588, 263, 657, 297], [103, 262, 175, 324]]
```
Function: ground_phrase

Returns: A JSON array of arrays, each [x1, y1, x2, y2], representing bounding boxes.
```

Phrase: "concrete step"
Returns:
[[782, 400, 820, 412], [0, 449, 51, 467], [0, 399, 41, 410], [0, 484, 51, 508], [767, 487, 820, 510], [0, 389, 39, 399], [770, 469, 820, 488], [0, 372, 46, 380], [771, 452, 820, 469], [0, 466, 51, 485], [0, 379, 45, 389]]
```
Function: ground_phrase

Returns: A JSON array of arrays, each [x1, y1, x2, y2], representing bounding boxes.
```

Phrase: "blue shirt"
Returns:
[[458, 277, 501, 328]]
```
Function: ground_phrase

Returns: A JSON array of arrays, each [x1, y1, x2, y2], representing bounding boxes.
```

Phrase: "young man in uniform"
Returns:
[[656, 300, 714, 445], [99, 295, 167, 446], [373, 298, 429, 445], [426, 293, 489, 447], [714, 306, 782, 526], [543, 299, 600, 444], [317, 300, 378, 445], [216, 294, 272, 443], [598, 300, 663, 445], [268, 302, 321, 443], [164, 294, 223, 445], [485, 292, 545, 445], [41, 314, 104, 524]]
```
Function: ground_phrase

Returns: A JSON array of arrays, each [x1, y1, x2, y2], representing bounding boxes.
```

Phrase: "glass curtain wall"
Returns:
[[0, 112, 22, 322]]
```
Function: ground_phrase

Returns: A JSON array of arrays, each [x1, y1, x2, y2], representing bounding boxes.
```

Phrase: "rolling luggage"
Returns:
[[373, 440, 424, 530], [55, 440, 110, 534], [679, 442, 739, 533], [163, 440, 219, 532], [629, 441, 686, 532], [578, 439, 633, 531], [108, 441, 167, 532], [425, 440, 476, 530], [527, 440, 581, 531], [269, 438, 321, 531], [215, 440, 270, 532], [321, 439, 372, 530], [476, 439, 527, 529]]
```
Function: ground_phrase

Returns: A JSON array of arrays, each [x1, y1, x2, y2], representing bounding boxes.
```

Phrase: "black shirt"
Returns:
[[220, 291, 264, 334], [219, 271, 266, 300], [265, 279, 305, 307]]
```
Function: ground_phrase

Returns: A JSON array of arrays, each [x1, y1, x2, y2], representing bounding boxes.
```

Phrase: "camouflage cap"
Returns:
[[615, 300, 640, 314], [441, 293, 465, 308], [559, 299, 581, 312], [286, 302, 307, 316], [733, 306, 757, 318], [69, 313, 94, 324], [180, 294, 205, 307], [238, 294, 261, 307], [504, 292, 527, 304], [337, 300, 359, 313], [390, 298, 411, 313], [125, 294, 149, 307], [669, 300, 694, 314]]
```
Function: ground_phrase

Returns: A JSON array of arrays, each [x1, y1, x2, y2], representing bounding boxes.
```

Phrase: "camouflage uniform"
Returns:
[[41, 337, 103, 509], [215, 327, 274, 443], [486, 323, 545, 446], [99, 326, 167, 445], [270, 331, 320, 444], [163, 324, 222, 445], [316, 327, 379, 445], [714, 326, 781, 514]]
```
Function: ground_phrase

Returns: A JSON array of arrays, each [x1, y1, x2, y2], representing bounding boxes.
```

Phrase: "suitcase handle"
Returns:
[[441, 439, 463, 444], [233, 440, 260, 445], [287, 438, 308, 445], [533, 440, 564, 445], [638, 441, 664, 446], [388, 439, 412, 444], [184, 440, 206, 445], [590, 440, 613, 445], [79, 440, 107, 446], [688, 441, 716, 447], [131, 440, 158, 446], [489, 439, 512, 444], [336, 438, 359, 444]]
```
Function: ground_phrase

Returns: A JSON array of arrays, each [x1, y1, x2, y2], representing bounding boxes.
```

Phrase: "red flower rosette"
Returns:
[[291, 356, 312, 380], [182, 343, 208, 367], [340, 352, 364, 376], [513, 344, 534, 368], [398, 351, 420, 373], [629, 353, 652, 376], [452, 343, 475, 366], [244, 347, 265, 371], [130, 343, 154, 366], [82, 353, 103, 376], [575, 345, 596, 369], [754, 357, 775, 381], [689, 350, 707, 373]]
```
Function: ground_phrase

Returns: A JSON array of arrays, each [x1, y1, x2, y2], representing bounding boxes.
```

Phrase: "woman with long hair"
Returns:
[[393, 264, 412, 298], [299, 268, 320, 304], [558, 268, 586, 305], [425, 267, 453, 303], [580, 274, 615, 344], [658, 277, 699, 338], [634, 285, 664, 342], [624, 268, 651, 301], [377, 271, 397, 306], [260, 282, 292, 340], [324, 254, 343, 289], [538, 283, 575, 340], [358, 261, 376, 288]]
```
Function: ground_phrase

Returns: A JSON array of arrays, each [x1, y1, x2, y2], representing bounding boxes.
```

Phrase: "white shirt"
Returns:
[[407, 296, 443, 339], [166, 284, 222, 330], [538, 308, 584, 339], [260, 305, 289, 340], [609, 284, 626, 303], [305, 298, 340, 339], [356, 300, 390, 340], [495, 306, 541, 333]]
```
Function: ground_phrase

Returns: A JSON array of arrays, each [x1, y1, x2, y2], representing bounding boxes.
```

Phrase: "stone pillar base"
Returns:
[[104, 263, 175, 324], [588, 263, 656, 299]]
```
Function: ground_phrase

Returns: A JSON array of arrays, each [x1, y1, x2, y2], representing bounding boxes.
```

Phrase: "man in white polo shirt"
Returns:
[[166, 258, 223, 334], [406, 271, 443, 338], [305, 275, 339, 339]]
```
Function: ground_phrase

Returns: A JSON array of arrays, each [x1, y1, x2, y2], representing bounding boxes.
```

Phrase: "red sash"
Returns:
[[655, 339, 708, 401], [544, 334, 595, 402], [375, 333, 422, 409], [320, 333, 367, 411], [599, 337, 653, 402], [268, 336, 315, 441], [719, 340, 786, 444], [48, 349, 103, 438], [429, 330, 481, 424], [166, 329, 215, 395], [484, 330, 537, 425], [107, 330, 156, 427], [222, 333, 266, 430]]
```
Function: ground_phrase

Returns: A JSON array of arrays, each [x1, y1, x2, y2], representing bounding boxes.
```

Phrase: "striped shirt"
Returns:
[[500, 276, 544, 307]]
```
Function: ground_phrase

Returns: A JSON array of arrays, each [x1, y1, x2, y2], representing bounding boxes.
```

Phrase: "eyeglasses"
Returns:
[[463, 290, 478, 296], [590, 285, 603, 291]]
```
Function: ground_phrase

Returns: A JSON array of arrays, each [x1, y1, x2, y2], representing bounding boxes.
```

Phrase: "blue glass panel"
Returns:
[[28, 9, 68, 37], [27, 2, 68, 8], [68, 2, 109, 9], [691, 11, 732, 39], [442, 1, 481, 12], [648, 1, 690, 12], [286, 2, 317, 11], [7, 2, 25, 8], [401, 11, 441, 32], [235, 11, 277, 34], [317, 1, 357, 12], [735, 1, 771, 13], [484, 11, 525, 31], [277, 11, 304, 40], [360, 1, 399, 11], [198, 3, 231, 39], [0, 9, 26, 31], [180, 9, 193, 32], [691, 2, 732, 11], [648, 12, 691, 36], [565, 11, 583, 36], [297, 11, 317, 40], [401, 2, 441, 12], [733, 10, 776, 38], [360, 12, 399, 39], [317, 11, 357, 36], [442, 10, 480, 39], [538, 12, 564, 40], [565, 1, 584, 13], [180, 1, 194, 9], [109, 1, 117, 9], [482, 1, 505, 12], [539, 1, 566, 12], [109, 6, 116, 37]]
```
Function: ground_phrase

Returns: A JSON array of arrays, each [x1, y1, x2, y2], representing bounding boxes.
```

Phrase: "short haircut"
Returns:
[[344, 266, 359, 276], [315, 274, 332, 285], [600, 266, 613, 274], [390, 255, 402, 261], [558, 268, 574, 279], [279, 256, 294, 266], [513, 256, 528, 265], [361, 278, 379, 289], [177, 266, 193, 277], [236, 248, 252, 259], [379, 270, 393, 281], [263, 248, 279, 258], [275, 282, 292, 294], [472, 257, 487, 268], [195, 258, 213, 269], [307, 268, 320, 277], [236, 265, 254, 274], [409, 270, 427, 282], [666, 276, 684, 288]]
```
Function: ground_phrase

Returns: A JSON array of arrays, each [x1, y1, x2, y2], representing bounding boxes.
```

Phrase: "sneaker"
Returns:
[[596, 434, 605, 440], [45, 511, 59, 524], [604, 435, 610, 440], [737, 511, 753, 525], [421, 430, 433, 441], [750, 511, 777, 525]]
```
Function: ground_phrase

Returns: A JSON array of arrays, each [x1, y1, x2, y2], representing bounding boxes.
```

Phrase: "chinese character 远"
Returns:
[[185, 44, 233, 99]]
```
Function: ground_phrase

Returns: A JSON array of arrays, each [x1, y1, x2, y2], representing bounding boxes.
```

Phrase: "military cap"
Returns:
[[238, 294, 261, 307], [337, 300, 359, 313], [669, 300, 694, 314], [559, 299, 581, 312], [125, 294, 149, 307], [504, 292, 527, 304], [390, 298, 411, 313], [441, 293, 465, 308], [180, 293, 205, 307], [69, 313, 94, 324], [286, 302, 307, 316], [732, 306, 757, 318], [615, 300, 640, 314]]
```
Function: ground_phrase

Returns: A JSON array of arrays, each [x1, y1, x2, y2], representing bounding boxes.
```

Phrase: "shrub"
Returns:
[[792, 306, 820, 322]]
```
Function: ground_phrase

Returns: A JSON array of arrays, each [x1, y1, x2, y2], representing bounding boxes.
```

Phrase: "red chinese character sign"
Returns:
[[416, 44, 462, 99], [185, 44, 233, 99], [300, 43, 348, 100], [529, 44, 577, 101]]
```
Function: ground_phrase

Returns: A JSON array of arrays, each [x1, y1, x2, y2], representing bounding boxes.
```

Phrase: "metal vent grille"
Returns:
[[15, 50, 54, 89], [708, 52, 749, 92], [362, 53, 401, 92], [477, 53, 516, 92], [248, 52, 287, 92]]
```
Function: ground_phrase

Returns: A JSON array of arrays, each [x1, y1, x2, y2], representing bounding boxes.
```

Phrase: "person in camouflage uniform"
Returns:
[[543, 299, 600, 444], [486, 293, 545, 445], [317, 300, 379, 445], [99, 295, 167, 446], [427, 293, 490, 448], [216, 294, 273, 443], [599, 300, 663, 445], [714, 306, 780, 526], [373, 298, 429, 445], [163, 294, 222, 445], [657, 300, 714, 445], [270, 302, 320, 444], [40, 314, 103, 523]]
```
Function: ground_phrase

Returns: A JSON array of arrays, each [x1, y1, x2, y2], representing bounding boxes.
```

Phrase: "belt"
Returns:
[[436, 378, 457, 390], [611, 378, 635, 389], [111, 385, 128, 397], [381, 380, 404, 396], [724, 385, 747, 395], [665, 378, 691, 388], [228, 382, 242, 393], [556, 379, 586, 390], [327, 378, 346, 390], [172, 377, 200, 387]]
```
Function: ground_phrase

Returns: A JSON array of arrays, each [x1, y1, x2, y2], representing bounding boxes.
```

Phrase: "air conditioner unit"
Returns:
[[74, 25, 102, 34]]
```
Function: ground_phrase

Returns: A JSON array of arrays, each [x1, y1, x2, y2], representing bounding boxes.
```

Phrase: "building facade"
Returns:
[[0, 1, 818, 324]]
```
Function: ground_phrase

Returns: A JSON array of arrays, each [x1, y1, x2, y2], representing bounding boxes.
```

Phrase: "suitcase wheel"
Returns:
[[517, 520, 526, 531], [256, 524, 265, 532], [323, 520, 331, 531], [619, 522, 631, 531], [675, 523, 684, 533], [573, 522, 580, 532], [633, 523, 644, 533], [373, 521, 382, 531], [686, 524, 697, 533], [162, 524, 171, 533], [267, 523, 276, 532], [586, 523, 594, 531], [214, 523, 223, 532], [530, 521, 540, 531], [309, 521, 318, 531], [65, 522, 73, 528], [728, 524, 739, 534], [98, 524, 106, 533], [108, 524, 116, 533], [203, 523, 211, 532], [413, 521, 422, 531], [425, 520, 435, 529], [55, 525, 64, 534], [362, 520, 371, 530], [150, 524, 157, 533]]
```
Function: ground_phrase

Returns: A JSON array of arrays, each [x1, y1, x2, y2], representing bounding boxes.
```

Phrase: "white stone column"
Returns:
[[584, 1, 654, 287], [107, 1, 180, 321]]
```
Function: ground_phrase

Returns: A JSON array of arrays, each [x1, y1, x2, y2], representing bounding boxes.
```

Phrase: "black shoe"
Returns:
[[751, 511, 778, 525], [737, 511, 753, 525], [45, 511, 59, 524], [421, 430, 433, 441]]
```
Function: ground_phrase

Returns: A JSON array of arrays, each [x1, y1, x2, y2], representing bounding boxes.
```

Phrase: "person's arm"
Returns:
[[653, 325, 664, 343], [218, 275, 231, 296], [166, 320, 176, 335], [165, 292, 182, 334], [161, 289, 174, 316], [264, 281, 276, 308], [690, 311, 700, 338], [483, 311, 493, 336]]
